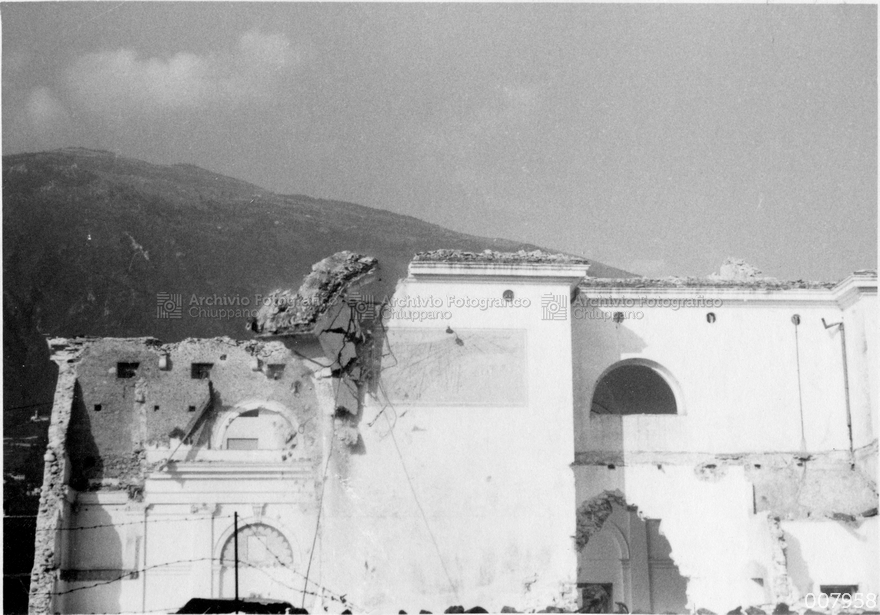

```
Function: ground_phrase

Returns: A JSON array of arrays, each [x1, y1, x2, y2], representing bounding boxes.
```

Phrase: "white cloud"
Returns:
[[4, 87, 76, 151], [27, 87, 70, 128], [64, 30, 299, 117]]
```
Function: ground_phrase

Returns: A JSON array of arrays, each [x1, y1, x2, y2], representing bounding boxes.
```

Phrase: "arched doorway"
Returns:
[[216, 522, 298, 602], [577, 491, 688, 614]]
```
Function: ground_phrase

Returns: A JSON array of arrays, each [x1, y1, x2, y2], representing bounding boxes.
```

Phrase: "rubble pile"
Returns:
[[413, 249, 590, 265], [709, 257, 773, 282], [580, 276, 837, 290], [253, 251, 378, 336], [581, 257, 844, 289]]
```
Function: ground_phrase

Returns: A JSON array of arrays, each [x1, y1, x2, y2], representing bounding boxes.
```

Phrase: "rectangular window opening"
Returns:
[[820, 585, 858, 596], [226, 438, 259, 450], [188, 405, 196, 413], [190, 363, 214, 379], [116, 362, 140, 379]]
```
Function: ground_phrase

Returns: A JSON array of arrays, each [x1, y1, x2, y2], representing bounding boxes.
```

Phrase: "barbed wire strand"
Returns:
[[5, 514, 235, 531], [4, 400, 55, 411], [28, 556, 216, 597]]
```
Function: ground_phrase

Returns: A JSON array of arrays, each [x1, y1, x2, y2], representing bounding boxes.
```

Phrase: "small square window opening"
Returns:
[[191, 363, 214, 379], [117, 362, 140, 379]]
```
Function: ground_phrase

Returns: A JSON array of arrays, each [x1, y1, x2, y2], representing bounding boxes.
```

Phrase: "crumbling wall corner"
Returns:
[[28, 363, 78, 614], [767, 515, 795, 606]]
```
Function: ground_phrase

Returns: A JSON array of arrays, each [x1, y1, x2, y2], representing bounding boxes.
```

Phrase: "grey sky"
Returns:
[[3, 3, 876, 280]]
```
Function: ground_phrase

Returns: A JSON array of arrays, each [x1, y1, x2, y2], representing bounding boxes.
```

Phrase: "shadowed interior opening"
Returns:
[[591, 364, 677, 415]]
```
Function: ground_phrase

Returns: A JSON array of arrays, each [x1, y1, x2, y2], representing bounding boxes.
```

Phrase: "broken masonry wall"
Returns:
[[746, 454, 877, 520], [136, 337, 327, 614], [576, 495, 690, 613], [29, 342, 83, 615], [63, 338, 159, 492], [573, 454, 878, 612], [573, 463, 767, 613], [763, 513, 794, 606], [318, 270, 583, 613], [39, 336, 329, 614], [571, 283, 878, 614], [63, 336, 322, 472], [144, 337, 321, 456]]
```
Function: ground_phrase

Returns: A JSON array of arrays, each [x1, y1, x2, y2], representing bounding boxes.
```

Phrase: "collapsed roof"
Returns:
[[250, 251, 378, 336]]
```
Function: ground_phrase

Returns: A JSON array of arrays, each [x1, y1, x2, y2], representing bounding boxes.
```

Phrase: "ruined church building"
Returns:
[[29, 251, 878, 614]]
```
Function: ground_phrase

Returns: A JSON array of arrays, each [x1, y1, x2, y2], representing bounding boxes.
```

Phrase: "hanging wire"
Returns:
[[793, 316, 807, 450], [299, 376, 341, 609], [377, 380, 460, 603], [245, 525, 354, 609]]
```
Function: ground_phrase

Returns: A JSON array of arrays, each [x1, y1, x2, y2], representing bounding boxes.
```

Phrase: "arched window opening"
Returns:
[[220, 524, 293, 568], [223, 409, 296, 450], [591, 364, 677, 415]]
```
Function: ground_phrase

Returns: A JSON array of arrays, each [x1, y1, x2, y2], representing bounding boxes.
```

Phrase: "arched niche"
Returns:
[[218, 523, 294, 568], [211, 399, 299, 450], [212, 517, 300, 602], [591, 359, 684, 416]]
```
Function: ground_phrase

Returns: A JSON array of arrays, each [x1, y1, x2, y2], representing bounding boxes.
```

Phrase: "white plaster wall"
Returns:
[[320, 275, 580, 612], [59, 497, 145, 614], [59, 479, 321, 613], [573, 293, 854, 455], [571, 285, 878, 614], [138, 495, 318, 612], [781, 518, 879, 598]]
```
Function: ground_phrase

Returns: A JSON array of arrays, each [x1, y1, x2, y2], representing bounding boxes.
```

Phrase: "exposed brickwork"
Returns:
[[28, 336, 324, 613]]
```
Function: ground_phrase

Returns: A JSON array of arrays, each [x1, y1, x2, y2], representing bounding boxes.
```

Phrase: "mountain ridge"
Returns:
[[3, 147, 632, 340]]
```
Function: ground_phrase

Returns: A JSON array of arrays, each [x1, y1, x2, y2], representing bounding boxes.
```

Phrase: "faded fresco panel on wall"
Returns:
[[380, 328, 527, 406]]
